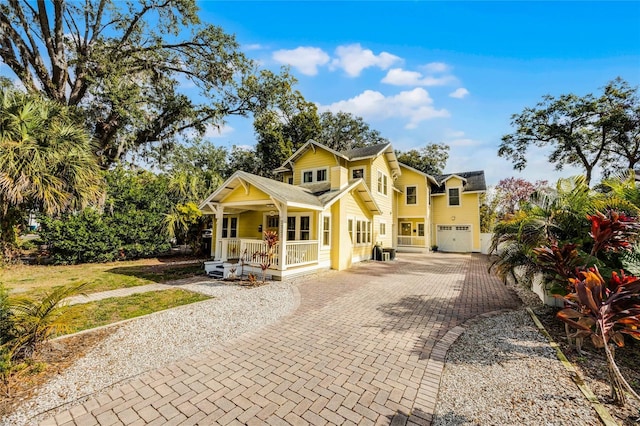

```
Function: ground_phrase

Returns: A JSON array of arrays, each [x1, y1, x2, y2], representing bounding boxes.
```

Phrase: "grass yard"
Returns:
[[0, 257, 205, 297], [61, 289, 211, 336]]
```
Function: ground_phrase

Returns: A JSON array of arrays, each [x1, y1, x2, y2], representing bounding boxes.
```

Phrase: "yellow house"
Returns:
[[199, 140, 485, 279]]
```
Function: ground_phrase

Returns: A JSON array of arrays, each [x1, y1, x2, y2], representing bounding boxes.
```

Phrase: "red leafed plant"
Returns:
[[252, 230, 279, 284], [535, 210, 640, 405]]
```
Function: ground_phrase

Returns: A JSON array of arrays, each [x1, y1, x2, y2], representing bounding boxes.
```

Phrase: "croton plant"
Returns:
[[534, 210, 640, 405]]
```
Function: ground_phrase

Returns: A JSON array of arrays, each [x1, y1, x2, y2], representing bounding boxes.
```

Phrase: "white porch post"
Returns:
[[215, 206, 225, 261], [274, 200, 287, 272]]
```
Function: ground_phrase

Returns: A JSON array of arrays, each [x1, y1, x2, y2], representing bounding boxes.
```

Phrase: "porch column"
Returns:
[[275, 201, 287, 272], [215, 206, 225, 261]]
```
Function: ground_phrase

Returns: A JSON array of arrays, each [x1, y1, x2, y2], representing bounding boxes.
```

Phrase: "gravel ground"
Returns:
[[3, 280, 295, 425], [433, 309, 600, 426]]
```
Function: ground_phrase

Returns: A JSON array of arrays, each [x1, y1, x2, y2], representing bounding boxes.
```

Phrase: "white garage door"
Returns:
[[437, 225, 472, 253]]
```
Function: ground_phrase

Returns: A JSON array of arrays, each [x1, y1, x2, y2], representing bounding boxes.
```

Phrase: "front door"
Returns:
[[400, 222, 412, 236]]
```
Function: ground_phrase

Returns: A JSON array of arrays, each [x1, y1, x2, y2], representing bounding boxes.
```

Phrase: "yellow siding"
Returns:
[[348, 159, 371, 183], [370, 155, 394, 248], [237, 211, 263, 239], [330, 192, 374, 270], [395, 167, 428, 218], [292, 148, 338, 185], [431, 189, 482, 251], [221, 184, 270, 203]]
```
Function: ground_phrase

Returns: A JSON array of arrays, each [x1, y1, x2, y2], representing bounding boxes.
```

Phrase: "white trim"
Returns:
[[301, 167, 329, 184], [405, 185, 417, 205], [447, 187, 462, 207], [377, 170, 389, 196], [349, 166, 366, 181], [321, 214, 331, 248], [399, 221, 412, 237]]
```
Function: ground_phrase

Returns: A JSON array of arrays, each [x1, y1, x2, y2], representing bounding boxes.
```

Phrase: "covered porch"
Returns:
[[199, 172, 330, 280], [396, 217, 429, 252]]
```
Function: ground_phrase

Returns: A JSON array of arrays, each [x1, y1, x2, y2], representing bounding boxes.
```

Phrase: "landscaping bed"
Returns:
[[534, 305, 640, 425]]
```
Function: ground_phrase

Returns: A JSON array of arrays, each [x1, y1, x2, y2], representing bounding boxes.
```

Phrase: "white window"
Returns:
[[303, 171, 313, 183], [367, 221, 371, 243], [322, 216, 331, 247], [351, 168, 365, 179], [356, 221, 362, 244], [300, 216, 310, 240], [348, 219, 354, 242], [286, 215, 312, 240], [302, 168, 328, 184], [221, 217, 237, 238], [379, 222, 386, 236], [418, 223, 425, 236], [448, 188, 460, 206], [287, 216, 296, 240], [377, 171, 388, 195], [406, 186, 417, 205]]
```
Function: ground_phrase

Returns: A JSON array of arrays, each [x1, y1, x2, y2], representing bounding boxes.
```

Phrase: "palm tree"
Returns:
[[0, 87, 103, 259], [490, 176, 597, 286]]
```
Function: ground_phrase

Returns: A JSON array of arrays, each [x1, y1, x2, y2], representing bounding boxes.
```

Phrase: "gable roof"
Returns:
[[199, 171, 381, 215], [431, 170, 486, 194], [398, 163, 439, 185], [274, 140, 346, 173], [199, 171, 324, 211], [274, 140, 401, 178]]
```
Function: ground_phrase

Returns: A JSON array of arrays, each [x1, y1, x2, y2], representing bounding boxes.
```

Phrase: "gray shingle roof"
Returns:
[[431, 170, 486, 193], [340, 143, 391, 160]]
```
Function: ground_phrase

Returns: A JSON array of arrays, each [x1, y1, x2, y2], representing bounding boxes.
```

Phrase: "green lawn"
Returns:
[[1, 258, 205, 298], [61, 289, 211, 335]]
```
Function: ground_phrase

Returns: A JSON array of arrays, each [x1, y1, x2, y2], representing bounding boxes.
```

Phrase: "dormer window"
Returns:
[[352, 168, 364, 179], [302, 168, 328, 183], [448, 188, 460, 206]]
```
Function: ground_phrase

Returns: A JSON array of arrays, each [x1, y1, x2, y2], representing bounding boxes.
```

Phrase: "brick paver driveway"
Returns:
[[41, 253, 519, 426]]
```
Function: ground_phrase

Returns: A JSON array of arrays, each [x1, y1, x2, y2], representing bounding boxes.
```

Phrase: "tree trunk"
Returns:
[[607, 344, 626, 405]]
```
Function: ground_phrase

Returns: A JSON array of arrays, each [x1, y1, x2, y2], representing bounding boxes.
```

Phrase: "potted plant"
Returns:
[[431, 245, 438, 252]]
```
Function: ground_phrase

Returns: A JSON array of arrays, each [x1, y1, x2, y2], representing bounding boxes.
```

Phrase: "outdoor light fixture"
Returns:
[[451, 216, 456, 221]]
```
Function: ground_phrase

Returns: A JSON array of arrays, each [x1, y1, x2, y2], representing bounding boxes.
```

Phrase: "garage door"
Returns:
[[437, 225, 472, 252]]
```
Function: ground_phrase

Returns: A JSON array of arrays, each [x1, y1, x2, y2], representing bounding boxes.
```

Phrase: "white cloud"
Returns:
[[422, 62, 450, 73], [449, 88, 470, 99], [204, 124, 234, 139], [243, 43, 264, 51], [382, 68, 457, 86], [448, 138, 480, 147], [330, 44, 402, 77], [272, 46, 330, 76], [319, 88, 449, 129]]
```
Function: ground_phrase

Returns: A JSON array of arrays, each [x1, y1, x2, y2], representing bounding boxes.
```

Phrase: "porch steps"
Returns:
[[204, 261, 224, 278]]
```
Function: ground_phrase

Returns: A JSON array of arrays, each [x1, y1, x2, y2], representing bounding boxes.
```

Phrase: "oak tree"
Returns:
[[499, 78, 639, 185], [0, 0, 289, 167]]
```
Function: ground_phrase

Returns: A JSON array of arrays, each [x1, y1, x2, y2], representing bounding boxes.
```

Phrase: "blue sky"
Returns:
[[198, 1, 640, 186]]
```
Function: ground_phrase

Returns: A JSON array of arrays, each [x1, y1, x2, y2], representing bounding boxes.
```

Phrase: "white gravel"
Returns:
[[3, 280, 295, 425], [433, 308, 600, 426]]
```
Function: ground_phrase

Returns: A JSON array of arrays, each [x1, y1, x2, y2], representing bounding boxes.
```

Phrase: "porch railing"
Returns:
[[397, 236, 426, 247], [285, 241, 318, 267], [216, 238, 318, 268]]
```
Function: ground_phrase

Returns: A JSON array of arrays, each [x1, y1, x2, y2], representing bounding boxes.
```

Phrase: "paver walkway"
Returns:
[[64, 276, 210, 306], [39, 253, 519, 426]]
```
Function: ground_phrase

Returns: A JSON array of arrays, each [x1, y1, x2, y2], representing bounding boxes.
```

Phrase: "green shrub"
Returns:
[[38, 167, 174, 264]]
